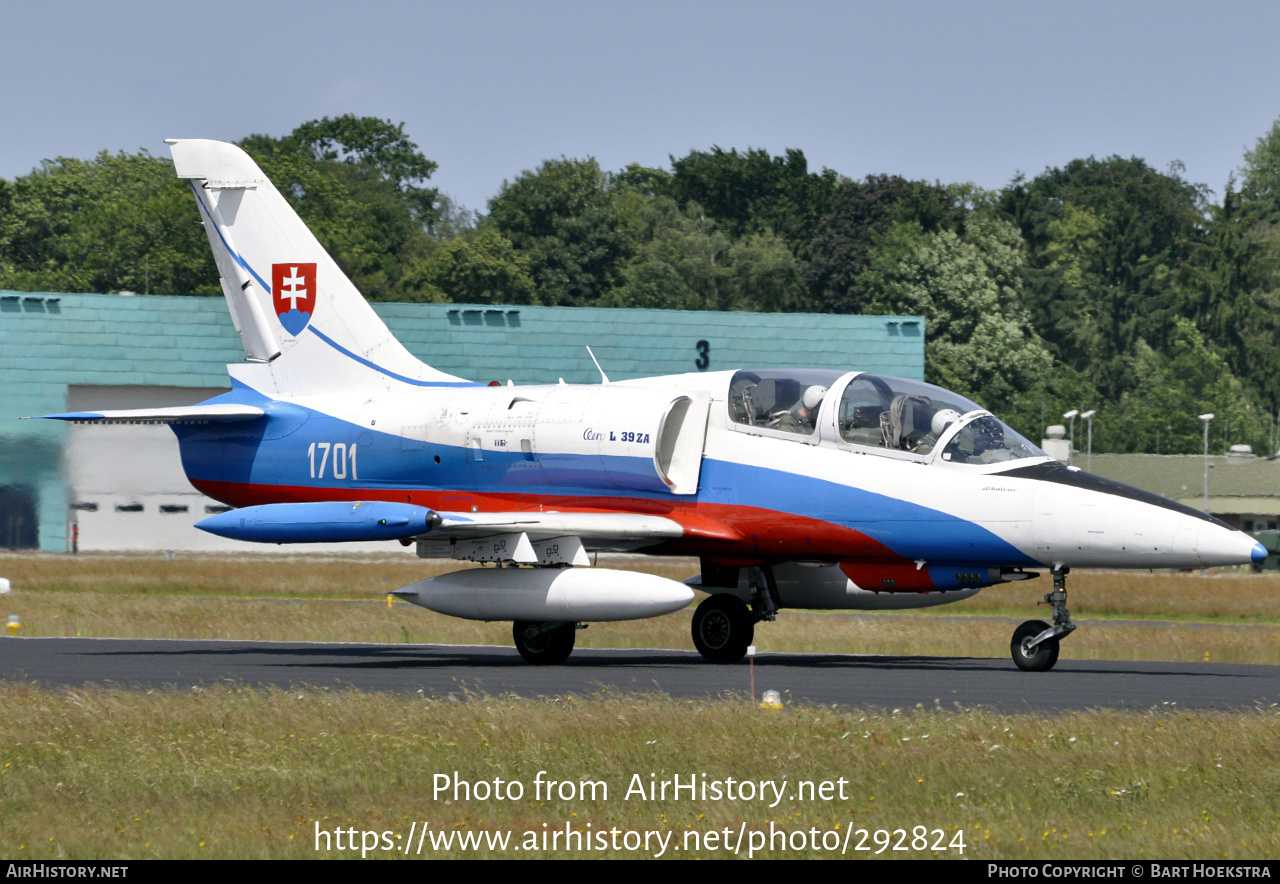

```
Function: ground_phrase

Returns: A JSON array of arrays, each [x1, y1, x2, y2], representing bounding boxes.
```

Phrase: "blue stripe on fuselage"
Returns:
[[173, 385, 1038, 566], [696, 459, 1038, 565]]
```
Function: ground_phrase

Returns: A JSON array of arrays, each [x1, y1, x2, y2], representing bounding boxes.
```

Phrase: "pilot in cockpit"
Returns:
[[881, 394, 961, 454], [775, 385, 827, 435], [915, 408, 961, 455]]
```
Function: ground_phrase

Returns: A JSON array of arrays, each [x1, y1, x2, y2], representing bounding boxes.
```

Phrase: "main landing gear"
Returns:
[[1011, 565, 1077, 672], [513, 621, 578, 665], [692, 565, 779, 664]]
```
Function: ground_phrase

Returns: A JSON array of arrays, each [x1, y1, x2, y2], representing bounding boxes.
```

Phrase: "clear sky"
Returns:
[[4, 1, 1280, 213]]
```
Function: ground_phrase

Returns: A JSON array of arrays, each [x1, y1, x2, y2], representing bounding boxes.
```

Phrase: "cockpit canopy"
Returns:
[[727, 369, 843, 435], [727, 369, 1046, 465]]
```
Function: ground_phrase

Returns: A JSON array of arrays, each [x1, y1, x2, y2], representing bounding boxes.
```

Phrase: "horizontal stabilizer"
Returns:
[[33, 404, 266, 424], [196, 501, 440, 543]]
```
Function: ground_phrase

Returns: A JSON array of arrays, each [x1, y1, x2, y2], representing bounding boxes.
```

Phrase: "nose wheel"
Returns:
[[1011, 565, 1076, 672], [1011, 620, 1060, 671]]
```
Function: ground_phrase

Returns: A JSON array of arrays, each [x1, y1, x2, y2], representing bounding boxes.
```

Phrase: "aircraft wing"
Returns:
[[431, 511, 685, 542], [195, 501, 740, 562], [32, 404, 265, 424], [417, 510, 695, 565]]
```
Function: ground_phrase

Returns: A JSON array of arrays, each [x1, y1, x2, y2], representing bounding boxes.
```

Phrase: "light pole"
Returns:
[[1081, 410, 1096, 472], [1063, 410, 1079, 465], [1199, 413, 1215, 515]]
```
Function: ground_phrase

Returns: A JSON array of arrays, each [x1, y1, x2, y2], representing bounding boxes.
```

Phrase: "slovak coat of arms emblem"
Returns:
[[272, 263, 317, 335]]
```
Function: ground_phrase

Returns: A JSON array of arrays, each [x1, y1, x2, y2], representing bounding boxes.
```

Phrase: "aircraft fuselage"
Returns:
[[171, 368, 1264, 597]]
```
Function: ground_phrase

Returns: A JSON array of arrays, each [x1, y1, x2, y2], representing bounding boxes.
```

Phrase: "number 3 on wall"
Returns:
[[695, 340, 710, 370]]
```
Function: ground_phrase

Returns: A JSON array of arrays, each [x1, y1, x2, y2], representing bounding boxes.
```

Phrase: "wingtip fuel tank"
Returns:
[[197, 501, 439, 543]]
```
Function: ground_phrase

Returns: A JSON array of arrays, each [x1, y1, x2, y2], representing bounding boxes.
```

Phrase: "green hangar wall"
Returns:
[[0, 291, 925, 552]]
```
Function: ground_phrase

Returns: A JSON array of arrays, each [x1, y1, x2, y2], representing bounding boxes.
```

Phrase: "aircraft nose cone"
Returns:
[[1195, 522, 1268, 568]]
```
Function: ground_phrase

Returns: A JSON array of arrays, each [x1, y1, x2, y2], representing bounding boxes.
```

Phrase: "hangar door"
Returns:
[[0, 485, 38, 549]]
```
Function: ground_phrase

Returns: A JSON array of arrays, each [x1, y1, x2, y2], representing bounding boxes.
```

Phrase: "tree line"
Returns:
[[4, 113, 1280, 455]]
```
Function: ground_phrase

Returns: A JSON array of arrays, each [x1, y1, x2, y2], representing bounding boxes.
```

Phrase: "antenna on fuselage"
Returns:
[[585, 346, 611, 384]]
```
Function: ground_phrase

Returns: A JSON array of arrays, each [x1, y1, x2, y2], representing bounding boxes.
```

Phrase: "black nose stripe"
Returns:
[[995, 461, 1231, 530]]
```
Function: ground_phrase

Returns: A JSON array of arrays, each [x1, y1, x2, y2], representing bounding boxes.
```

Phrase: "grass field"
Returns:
[[2, 552, 1279, 860], [2, 552, 1278, 664], [2, 686, 1277, 860]]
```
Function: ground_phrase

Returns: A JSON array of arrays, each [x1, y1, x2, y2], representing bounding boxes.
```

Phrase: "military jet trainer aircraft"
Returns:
[[40, 140, 1266, 670]]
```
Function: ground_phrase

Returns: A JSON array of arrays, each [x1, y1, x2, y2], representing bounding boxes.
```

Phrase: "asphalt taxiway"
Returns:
[[2, 637, 1278, 711]]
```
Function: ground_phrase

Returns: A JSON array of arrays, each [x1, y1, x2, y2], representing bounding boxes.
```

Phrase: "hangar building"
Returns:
[[0, 291, 925, 552]]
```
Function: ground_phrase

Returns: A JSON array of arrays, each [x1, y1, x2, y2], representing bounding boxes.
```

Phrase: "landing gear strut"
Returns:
[[748, 564, 780, 624], [691, 565, 780, 664], [1011, 565, 1076, 672]]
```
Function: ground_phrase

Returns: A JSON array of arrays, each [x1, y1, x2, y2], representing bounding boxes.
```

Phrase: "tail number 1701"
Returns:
[[307, 442, 358, 480]]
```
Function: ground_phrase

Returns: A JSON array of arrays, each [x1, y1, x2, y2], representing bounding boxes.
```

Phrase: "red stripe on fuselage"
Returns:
[[190, 478, 908, 564], [840, 561, 937, 592]]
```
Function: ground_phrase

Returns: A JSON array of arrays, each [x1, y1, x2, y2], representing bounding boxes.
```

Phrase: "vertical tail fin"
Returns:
[[167, 139, 468, 392]]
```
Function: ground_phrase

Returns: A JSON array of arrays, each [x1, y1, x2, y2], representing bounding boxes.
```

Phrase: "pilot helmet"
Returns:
[[802, 385, 828, 410], [931, 408, 961, 436]]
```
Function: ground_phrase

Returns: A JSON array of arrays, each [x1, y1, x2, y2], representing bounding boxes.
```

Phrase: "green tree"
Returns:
[[997, 156, 1208, 398], [431, 194, 477, 242], [600, 199, 726, 310], [487, 157, 643, 306], [723, 230, 808, 312], [853, 218, 1052, 411], [999, 364, 1105, 451], [1109, 320, 1269, 454], [665, 147, 837, 254], [601, 198, 807, 312], [614, 163, 672, 198], [1241, 116, 1280, 214], [405, 227, 536, 304], [1183, 181, 1280, 412], [239, 116, 440, 301], [0, 150, 217, 295], [805, 175, 965, 312], [289, 114, 440, 227]]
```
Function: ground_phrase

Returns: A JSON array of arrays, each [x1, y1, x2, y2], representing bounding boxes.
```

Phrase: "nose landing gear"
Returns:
[[1011, 565, 1076, 672]]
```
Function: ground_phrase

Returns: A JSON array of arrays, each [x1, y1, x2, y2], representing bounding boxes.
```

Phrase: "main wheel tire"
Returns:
[[691, 594, 754, 663], [513, 621, 576, 665], [1011, 619, 1060, 672]]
